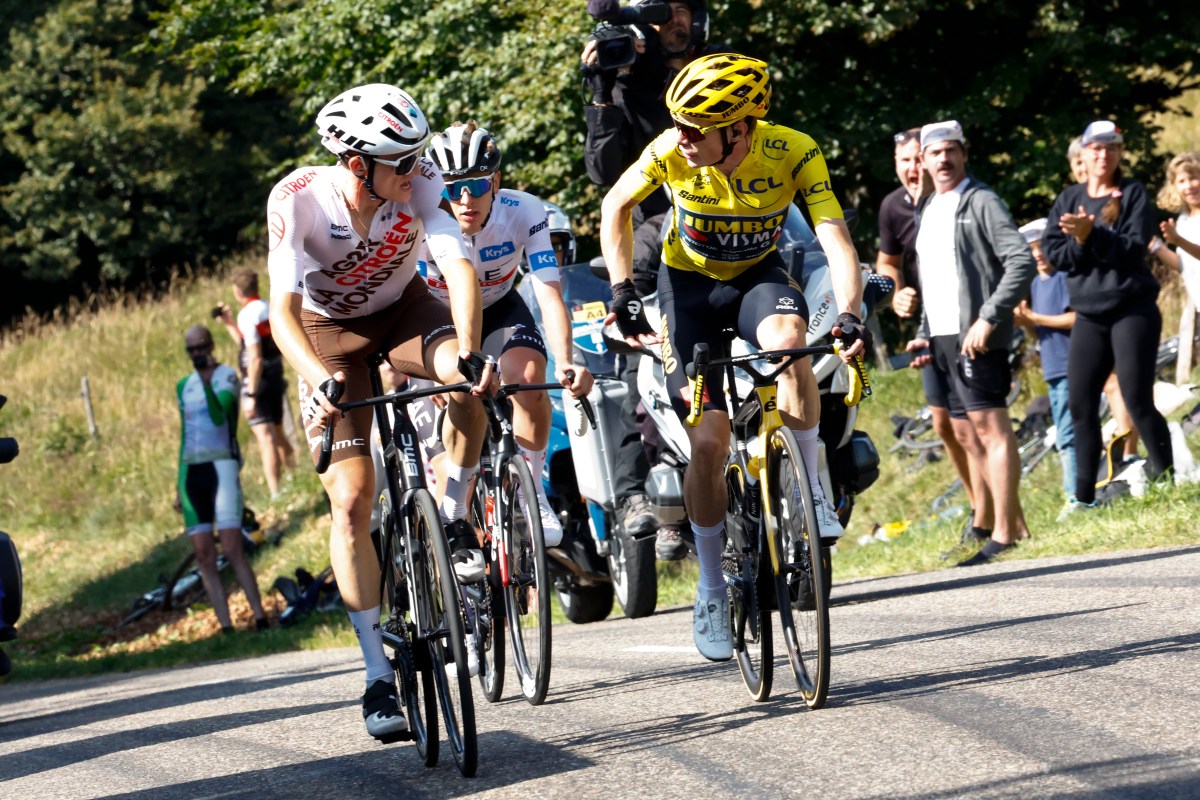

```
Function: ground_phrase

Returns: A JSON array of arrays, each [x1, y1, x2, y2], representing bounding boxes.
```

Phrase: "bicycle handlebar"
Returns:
[[684, 342, 872, 428], [314, 378, 344, 474]]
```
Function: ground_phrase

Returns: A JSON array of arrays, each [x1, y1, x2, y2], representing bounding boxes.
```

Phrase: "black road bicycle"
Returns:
[[316, 355, 478, 777], [687, 341, 869, 709]]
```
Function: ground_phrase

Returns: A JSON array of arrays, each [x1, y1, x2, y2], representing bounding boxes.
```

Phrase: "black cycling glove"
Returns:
[[835, 311, 873, 353], [610, 279, 654, 339]]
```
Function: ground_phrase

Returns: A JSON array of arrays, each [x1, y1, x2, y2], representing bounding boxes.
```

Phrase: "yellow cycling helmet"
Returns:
[[666, 53, 771, 129]]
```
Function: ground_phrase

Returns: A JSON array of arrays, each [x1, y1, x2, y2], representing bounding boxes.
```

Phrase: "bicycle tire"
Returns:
[[502, 455, 552, 706], [897, 409, 944, 452], [767, 427, 831, 710], [469, 480, 505, 703], [725, 464, 772, 702], [163, 553, 205, 612], [380, 502, 436, 763], [413, 488, 478, 777]]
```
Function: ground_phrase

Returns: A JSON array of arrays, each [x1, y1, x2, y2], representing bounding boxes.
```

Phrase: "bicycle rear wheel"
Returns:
[[469, 480, 505, 703], [412, 488, 478, 777], [766, 427, 830, 709], [503, 455, 552, 706], [381, 502, 436, 762], [725, 464, 772, 701]]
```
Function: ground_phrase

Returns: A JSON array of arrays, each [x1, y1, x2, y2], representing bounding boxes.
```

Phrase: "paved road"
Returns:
[[3, 546, 1199, 799]]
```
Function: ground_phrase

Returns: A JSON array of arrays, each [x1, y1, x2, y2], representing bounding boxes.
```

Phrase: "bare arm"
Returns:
[[439, 257, 483, 354], [245, 341, 264, 395], [600, 169, 643, 286], [270, 291, 330, 390]]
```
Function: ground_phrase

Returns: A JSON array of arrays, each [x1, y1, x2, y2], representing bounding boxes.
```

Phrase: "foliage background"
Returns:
[[1, 1, 1197, 326]]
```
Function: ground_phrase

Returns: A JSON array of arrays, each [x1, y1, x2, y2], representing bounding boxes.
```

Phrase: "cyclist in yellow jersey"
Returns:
[[600, 53, 868, 663]]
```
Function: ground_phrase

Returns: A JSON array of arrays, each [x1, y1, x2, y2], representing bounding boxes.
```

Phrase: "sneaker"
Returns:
[[362, 679, 408, 741], [813, 493, 845, 541], [444, 518, 485, 583], [1056, 496, 1100, 522], [956, 538, 1017, 567], [692, 594, 732, 662], [939, 521, 991, 562], [655, 524, 688, 561], [618, 493, 657, 538]]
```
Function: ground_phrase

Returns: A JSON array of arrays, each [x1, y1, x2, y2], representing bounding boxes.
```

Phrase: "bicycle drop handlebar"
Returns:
[[684, 341, 872, 428], [315, 356, 597, 474]]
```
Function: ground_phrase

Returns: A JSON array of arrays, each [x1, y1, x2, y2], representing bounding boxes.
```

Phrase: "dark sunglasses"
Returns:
[[446, 177, 493, 198], [673, 120, 707, 144], [373, 151, 421, 175], [893, 129, 921, 145], [185, 344, 211, 354]]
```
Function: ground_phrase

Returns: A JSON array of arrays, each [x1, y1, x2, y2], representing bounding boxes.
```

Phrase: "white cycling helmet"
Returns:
[[426, 121, 502, 179], [543, 201, 576, 265], [315, 83, 430, 158]]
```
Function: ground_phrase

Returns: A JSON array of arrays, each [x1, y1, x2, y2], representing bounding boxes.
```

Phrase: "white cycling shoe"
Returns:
[[521, 491, 563, 547], [692, 594, 732, 662], [814, 494, 845, 541]]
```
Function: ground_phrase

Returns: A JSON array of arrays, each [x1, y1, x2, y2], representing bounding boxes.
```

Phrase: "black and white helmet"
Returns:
[[315, 83, 430, 158], [543, 201, 576, 266], [426, 121, 502, 179]]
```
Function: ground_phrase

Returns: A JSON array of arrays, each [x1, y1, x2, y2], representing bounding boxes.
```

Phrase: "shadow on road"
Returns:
[[0, 662, 358, 738], [833, 545, 1200, 608]]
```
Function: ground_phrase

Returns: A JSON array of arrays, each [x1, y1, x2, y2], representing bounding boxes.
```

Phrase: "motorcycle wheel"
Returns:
[[555, 579, 614, 624], [608, 525, 657, 619]]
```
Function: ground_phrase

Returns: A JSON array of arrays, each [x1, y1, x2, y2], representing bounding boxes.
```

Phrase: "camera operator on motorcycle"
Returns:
[[600, 54, 869, 662], [419, 121, 594, 546]]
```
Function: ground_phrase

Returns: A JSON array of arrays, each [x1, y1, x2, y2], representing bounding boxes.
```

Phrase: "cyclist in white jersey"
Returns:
[[267, 84, 495, 743], [420, 121, 593, 546]]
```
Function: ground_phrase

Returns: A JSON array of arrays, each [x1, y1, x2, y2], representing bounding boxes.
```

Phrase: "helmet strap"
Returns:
[[714, 126, 737, 166], [360, 157, 381, 201]]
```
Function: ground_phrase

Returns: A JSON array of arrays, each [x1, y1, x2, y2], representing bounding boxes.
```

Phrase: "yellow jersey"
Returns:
[[629, 122, 844, 280]]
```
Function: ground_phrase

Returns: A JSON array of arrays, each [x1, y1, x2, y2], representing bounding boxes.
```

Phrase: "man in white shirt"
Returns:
[[906, 120, 1036, 566]]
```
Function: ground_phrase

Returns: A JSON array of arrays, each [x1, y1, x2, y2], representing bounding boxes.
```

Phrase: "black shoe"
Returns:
[[255, 617, 271, 632], [939, 519, 991, 562], [619, 493, 657, 538], [444, 518, 485, 583], [362, 679, 409, 742], [654, 525, 688, 561], [956, 539, 1016, 567]]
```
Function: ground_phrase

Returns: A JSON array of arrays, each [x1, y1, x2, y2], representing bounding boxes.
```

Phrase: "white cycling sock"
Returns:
[[691, 520, 726, 601], [439, 460, 477, 522], [790, 425, 825, 500], [348, 606, 393, 685], [518, 445, 549, 501]]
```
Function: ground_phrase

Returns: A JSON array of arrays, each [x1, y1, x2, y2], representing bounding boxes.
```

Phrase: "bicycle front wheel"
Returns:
[[503, 455, 552, 706], [725, 463, 772, 702], [412, 488, 478, 777], [381, 501, 436, 763], [469, 479, 505, 703], [766, 427, 830, 709]]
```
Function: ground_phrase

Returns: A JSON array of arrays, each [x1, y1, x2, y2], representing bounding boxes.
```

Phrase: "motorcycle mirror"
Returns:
[[589, 256, 611, 283]]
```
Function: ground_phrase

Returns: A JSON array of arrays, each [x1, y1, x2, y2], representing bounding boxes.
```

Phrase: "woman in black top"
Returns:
[[1042, 120, 1173, 509]]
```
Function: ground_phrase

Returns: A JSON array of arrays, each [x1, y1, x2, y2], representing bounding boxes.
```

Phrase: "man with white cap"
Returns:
[[1013, 218, 1076, 498], [906, 120, 1036, 566]]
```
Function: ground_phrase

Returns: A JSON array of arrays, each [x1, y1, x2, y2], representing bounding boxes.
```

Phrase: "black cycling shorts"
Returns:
[[657, 250, 808, 421], [244, 359, 285, 426], [924, 334, 1011, 419], [481, 291, 547, 362]]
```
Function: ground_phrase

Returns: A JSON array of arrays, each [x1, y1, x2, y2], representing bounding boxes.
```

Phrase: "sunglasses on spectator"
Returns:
[[893, 129, 921, 145], [672, 118, 737, 144], [373, 151, 421, 175], [446, 177, 494, 198]]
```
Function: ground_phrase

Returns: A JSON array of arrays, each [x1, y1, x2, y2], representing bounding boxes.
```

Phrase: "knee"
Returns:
[[327, 484, 372, 530], [688, 431, 726, 468], [192, 539, 218, 568]]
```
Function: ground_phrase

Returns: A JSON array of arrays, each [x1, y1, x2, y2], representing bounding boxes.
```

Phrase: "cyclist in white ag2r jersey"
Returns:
[[419, 121, 594, 546], [266, 83, 496, 744]]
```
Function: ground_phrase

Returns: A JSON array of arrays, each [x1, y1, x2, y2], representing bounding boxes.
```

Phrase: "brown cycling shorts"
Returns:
[[298, 275, 455, 467]]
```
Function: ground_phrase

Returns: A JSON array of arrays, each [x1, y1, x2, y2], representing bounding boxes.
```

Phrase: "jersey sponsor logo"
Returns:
[[733, 176, 784, 194], [268, 211, 286, 251], [312, 212, 419, 314], [480, 242, 516, 261], [775, 296, 797, 311], [528, 219, 548, 236], [791, 147, 821, 180], [273, 169, 320, 201], [802, 180, 832, 198], [762, 138, 789, 159], [332, 437, 367, 451], [677, 188, 720, 205], [481, 264, 518, 286], [529, 251, 558, 269], [676, 208, 787, 262], [500, 195, 519, 207]]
